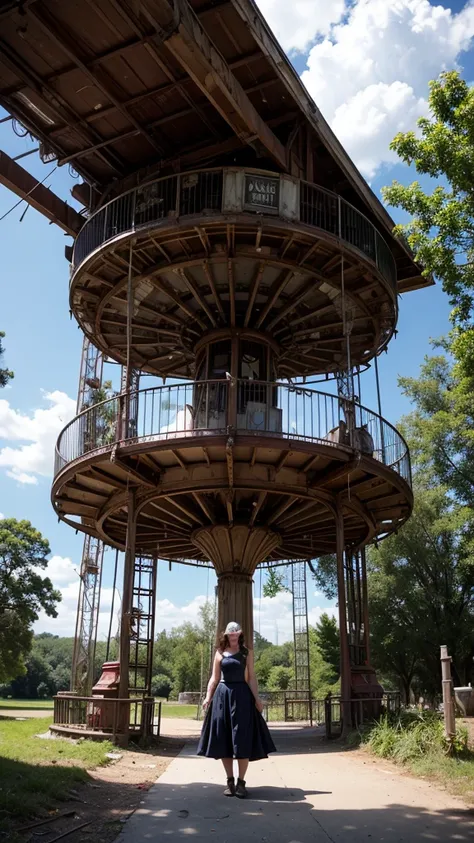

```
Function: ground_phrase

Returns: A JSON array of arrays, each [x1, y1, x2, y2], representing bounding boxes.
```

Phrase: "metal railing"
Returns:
[[72, 167, 397, 293], [54, 379, 411, 487], [53, 694, 161, 741], [256, 689, 401, 731]]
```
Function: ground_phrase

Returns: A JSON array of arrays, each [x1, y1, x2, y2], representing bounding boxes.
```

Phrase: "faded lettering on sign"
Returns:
[[244, 175, 279, 211]]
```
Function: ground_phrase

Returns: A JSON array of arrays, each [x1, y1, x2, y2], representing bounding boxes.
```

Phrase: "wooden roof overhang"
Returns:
[[0, 0, 430, 293]]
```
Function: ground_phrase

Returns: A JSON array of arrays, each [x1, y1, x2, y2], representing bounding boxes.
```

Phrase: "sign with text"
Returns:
[[244, 174, 279, 213]]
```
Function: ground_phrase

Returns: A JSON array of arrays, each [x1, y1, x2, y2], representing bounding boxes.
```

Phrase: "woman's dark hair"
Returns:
[[218, 630, 248, 655]]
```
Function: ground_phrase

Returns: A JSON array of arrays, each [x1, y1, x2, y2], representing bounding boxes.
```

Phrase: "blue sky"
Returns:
[[0, 0, 472, 643]]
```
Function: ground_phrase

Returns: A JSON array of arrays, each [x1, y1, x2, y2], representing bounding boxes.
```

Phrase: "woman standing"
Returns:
[[197, 621, 276, 798]]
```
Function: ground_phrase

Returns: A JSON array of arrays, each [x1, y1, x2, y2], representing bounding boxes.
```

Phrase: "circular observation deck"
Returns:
[[52, 380, 412, 563], [70, 168, 398, 380]]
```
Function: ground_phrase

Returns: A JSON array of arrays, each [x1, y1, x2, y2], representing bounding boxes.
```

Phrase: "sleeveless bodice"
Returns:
[[220, 650, 246, 683]]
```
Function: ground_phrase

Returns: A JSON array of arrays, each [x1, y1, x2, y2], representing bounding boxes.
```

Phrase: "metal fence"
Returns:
[[53, 694, 161, 742], [54, 379, 411, 486], [259, 690, 401, 736], [72, 168, 397, 293]]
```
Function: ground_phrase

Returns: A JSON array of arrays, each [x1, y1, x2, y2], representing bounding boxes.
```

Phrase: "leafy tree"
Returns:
[[308, 556, 337, 600], [382, 70, 474, 373], [398, 351, 474, 506], [267, 665, 293, 690], [0, 520, 61, 683], [0, 331, 13, 388], [254, 641, 293, 689], [262, 569, 288, 598], [308, 627, 340, 697], [151, 673, 173, 700], [254, 630, 272, 659], [368, 486, 474, 699], [314, 613, 339, 682], [10, 653, 53, 699], [37, 681, 50, 699]]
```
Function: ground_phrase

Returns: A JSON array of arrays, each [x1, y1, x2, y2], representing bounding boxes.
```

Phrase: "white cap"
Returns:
[[225, 621, 242, 634]]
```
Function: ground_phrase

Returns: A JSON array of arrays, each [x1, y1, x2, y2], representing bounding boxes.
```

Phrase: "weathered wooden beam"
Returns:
[[110, 452, 158, 487], [192, 491, 216, 524], [0, 149, 83, 235], [249, 491, 266, 527], [140, 0, 287, 168]]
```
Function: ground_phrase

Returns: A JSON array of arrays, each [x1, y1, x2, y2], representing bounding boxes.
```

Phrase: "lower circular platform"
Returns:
[[52, 384, 412, 561]]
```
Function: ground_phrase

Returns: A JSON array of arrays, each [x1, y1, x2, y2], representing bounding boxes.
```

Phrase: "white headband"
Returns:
[[225, 621, 242, 634]]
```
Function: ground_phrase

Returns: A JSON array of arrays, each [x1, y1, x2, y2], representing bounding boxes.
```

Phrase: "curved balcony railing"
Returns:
[[72, 168, 397, 293], [54, 380, 411, 486]]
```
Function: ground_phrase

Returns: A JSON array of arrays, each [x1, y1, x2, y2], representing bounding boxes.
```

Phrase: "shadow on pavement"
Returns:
[[117, 779, 474, 842]]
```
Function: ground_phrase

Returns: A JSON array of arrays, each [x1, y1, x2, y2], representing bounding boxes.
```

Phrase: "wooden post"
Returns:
[[440, 645, 456, 745], [117, 488, 137, 744], [335, 506, 352, 736]]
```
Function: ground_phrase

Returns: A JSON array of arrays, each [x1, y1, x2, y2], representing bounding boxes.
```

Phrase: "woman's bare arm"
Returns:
[[202, 650, 222, 709], [245, 649, 264, 712]]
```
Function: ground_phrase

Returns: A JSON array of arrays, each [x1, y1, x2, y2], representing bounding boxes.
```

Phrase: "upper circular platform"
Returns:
[[70, 168, 398, 379]]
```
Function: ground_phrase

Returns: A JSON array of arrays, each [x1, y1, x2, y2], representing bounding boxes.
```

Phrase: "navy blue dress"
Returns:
[[197, 649, 277, 761]]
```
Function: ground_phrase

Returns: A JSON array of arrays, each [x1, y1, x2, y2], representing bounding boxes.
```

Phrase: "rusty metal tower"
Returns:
[[0, 0, 432, 740], [71, 338, 105, 695]]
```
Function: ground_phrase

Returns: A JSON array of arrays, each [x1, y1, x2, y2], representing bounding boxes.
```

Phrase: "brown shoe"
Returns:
[[235, 778, 247, 798], [224, 777, 235, 796]]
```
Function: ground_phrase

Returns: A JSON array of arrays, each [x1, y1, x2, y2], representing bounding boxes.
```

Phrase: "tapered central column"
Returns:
[[193, 524, 281, 647], [216, 571, 254, 647]]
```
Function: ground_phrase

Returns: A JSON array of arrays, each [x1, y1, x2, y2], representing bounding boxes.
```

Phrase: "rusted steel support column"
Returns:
[[216, 571, 254, 648], [193, 523, 280, 649], [118, 488, 137, 743], [335, 505, 352, 736], [361, 547, 371, 665]]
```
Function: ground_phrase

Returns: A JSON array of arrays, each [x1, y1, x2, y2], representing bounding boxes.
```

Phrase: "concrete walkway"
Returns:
[[116, 724, 474, 842]]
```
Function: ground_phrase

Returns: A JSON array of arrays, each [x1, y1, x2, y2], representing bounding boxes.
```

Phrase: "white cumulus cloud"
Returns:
[[277, 0, 474, 177], [254, 590, 337, 643], [257, 0, 345, 52], [0, 389, 76, 484], [34, 553, 118, 639]]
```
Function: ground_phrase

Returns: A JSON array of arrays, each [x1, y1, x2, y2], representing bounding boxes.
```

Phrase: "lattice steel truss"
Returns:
[[71, 338, 105, 694], [77, 336, 104, 412], [291, 561, 312, 724], [71, 535, 105, 694]]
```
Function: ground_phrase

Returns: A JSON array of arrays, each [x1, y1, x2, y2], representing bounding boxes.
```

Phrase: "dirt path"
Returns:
[[10, 735, 185, 843], [0, 707, 54, 719]]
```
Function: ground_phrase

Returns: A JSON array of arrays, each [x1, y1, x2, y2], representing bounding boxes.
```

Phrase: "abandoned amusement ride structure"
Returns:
[[0, 0, 431, 742]]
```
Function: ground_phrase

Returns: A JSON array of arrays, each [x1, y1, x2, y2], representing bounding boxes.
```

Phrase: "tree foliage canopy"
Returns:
[[382, 70, 474, 372], [0, 331, 13, 388], [399, 351, 474, 505], [313, 613, 339, 682], [0, 520, 61, 683], [368, 486, 474, 698]]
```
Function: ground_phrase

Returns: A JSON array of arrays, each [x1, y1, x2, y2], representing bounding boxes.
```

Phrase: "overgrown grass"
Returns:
[[350, 710, 474, 803], [0, 716, 112, 832], [160, 703, 199, 718]]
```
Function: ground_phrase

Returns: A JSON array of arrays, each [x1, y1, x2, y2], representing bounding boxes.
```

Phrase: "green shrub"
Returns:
[[151, 673, 173, 700], [360, 711, 468, 762]]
